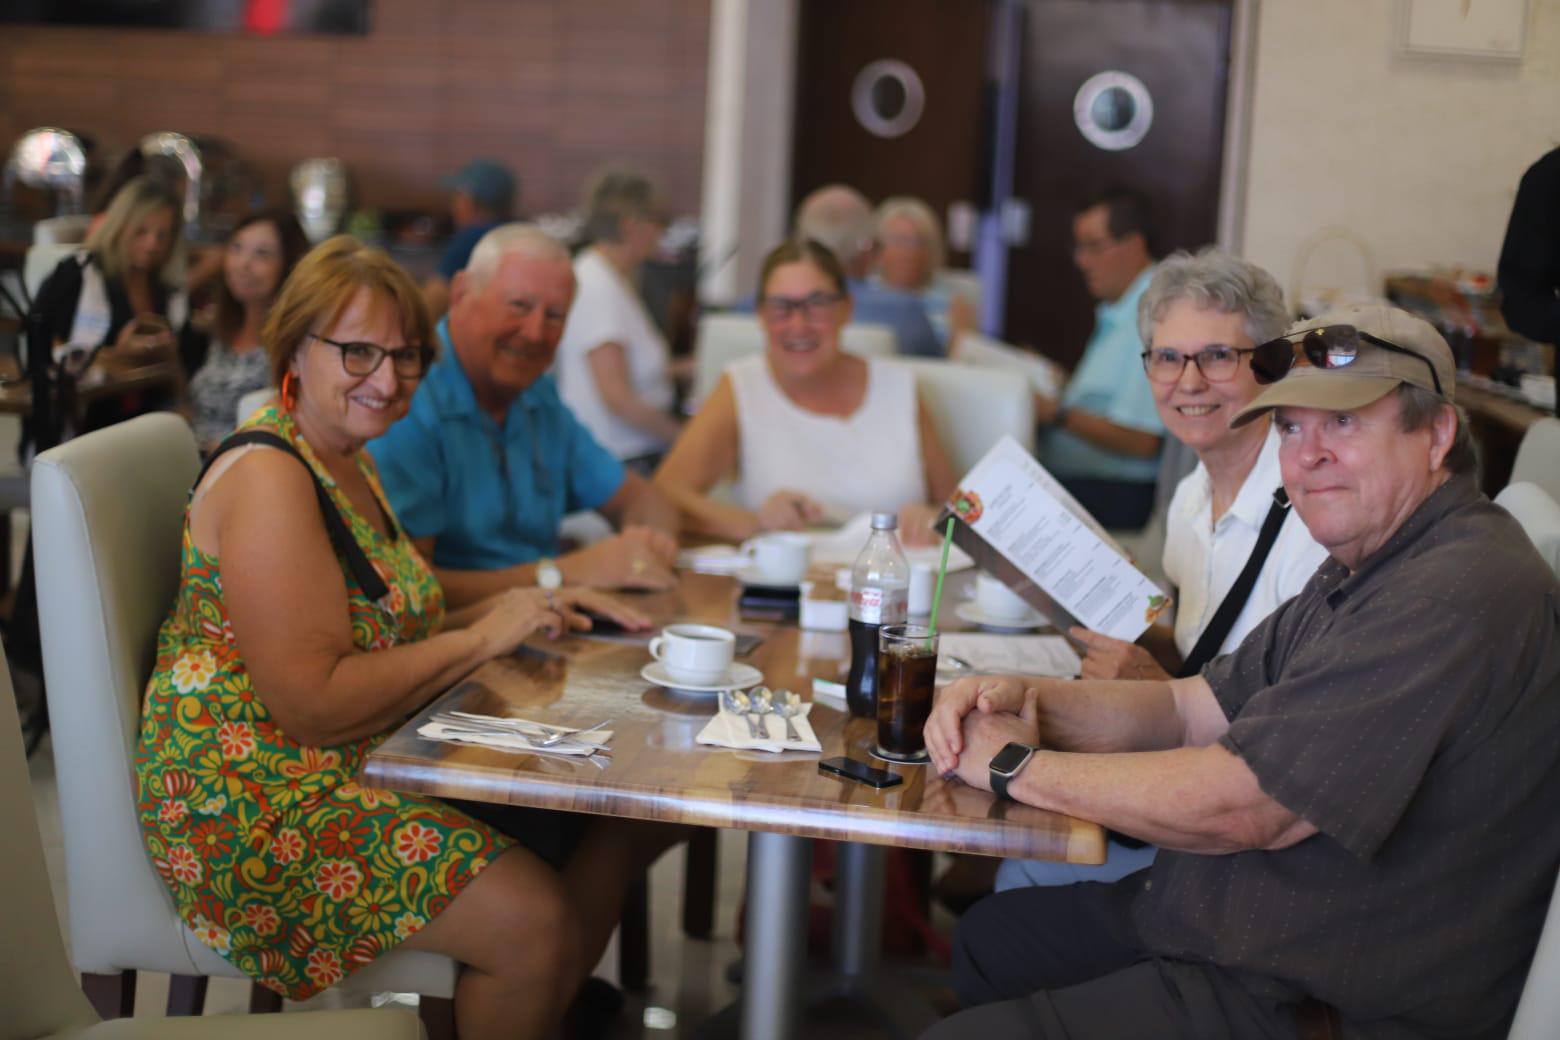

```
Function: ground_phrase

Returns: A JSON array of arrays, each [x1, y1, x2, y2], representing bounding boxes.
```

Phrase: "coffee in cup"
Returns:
[[648, 624, 736, 686], [974, 572, 1034, 621], [742, 532, 811, 585]]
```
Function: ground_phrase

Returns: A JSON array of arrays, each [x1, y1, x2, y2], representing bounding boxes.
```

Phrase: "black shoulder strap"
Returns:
[[199, 430, 390, 603], [1176, 487, 1291, 679]]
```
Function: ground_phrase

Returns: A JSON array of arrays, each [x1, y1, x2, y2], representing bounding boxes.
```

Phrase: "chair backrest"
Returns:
[[236, 386, 275, 427], [32, 214, 90, 246], [31, 412, 205, 975], [689, 313, 900, 406], [0, 644, 99, 1039], [892, 359, 1035, 476], [1495, 481, 1560, 577], [23, 242, 78, 303], [1509, 866, 1560, 1039], [1512, 418, 1560, 505]]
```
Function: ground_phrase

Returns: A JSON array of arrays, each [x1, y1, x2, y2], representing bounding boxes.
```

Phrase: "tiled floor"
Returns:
[[25, 726, 960, 1038]]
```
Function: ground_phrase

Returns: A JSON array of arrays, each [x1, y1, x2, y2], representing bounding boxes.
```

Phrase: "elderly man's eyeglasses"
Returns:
[[759, 293, 843, 324], [1250, 325, 1443, 396], [1140, 345, 1254, 384], [311, 333, 432, 379]]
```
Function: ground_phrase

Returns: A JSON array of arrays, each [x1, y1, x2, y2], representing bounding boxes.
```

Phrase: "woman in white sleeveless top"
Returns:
[[655, 239, 955, 543]]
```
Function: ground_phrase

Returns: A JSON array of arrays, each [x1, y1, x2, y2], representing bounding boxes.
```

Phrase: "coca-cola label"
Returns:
[[850, 585, 908, 625]]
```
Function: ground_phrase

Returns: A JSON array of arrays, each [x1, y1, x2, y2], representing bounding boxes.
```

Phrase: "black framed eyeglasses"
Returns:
[[1251, 325, 1443, 396], [1140, 345, 1255, 384], [310, 333, 432, 379], [758, 292, 843, 324]]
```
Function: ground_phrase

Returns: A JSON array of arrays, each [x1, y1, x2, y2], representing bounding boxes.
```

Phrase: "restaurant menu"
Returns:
[[943, 436, 1170, 642]]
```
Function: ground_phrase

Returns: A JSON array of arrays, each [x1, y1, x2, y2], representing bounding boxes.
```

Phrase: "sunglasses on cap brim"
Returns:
[[1250, 324, 1443, 396]]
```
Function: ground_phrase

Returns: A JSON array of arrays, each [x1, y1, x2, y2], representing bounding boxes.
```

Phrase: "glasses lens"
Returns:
[[1304, 327, 1359, 371], [1197, 347, 1241, 381], [390, 347, 429, 378], [1250, 338, 1296, 385], [1143, 349, 1184, 383], [338, 342, 382, 376], [759, 300, 793, 323], [802, 294, 838, 321]]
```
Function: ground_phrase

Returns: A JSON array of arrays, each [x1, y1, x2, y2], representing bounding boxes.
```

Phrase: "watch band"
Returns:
[[990, 742, 1036, 801]]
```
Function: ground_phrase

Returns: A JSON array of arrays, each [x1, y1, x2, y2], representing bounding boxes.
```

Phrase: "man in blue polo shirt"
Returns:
[[371, 223, 680, 606], [1036, 188, 1166, 530]]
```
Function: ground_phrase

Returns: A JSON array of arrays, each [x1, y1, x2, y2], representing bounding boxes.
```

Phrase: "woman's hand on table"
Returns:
[[1070, 627, 1171, 681], [560, 528, 677, 590], [898, 503, 943, 546], [757, 490, 825, 531], [466, 588, 568, 656], [551, 587, 653, 632]]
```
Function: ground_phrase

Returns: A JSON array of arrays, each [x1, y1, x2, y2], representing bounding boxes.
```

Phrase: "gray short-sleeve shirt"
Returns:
[[1127, 474, 1560, 1038]]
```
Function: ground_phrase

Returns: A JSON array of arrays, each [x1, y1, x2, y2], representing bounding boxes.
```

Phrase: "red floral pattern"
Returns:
[[134, 406, 510, 1000]]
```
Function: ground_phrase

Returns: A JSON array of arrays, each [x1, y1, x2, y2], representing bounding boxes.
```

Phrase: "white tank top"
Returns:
[[729, 355, 926, 516]]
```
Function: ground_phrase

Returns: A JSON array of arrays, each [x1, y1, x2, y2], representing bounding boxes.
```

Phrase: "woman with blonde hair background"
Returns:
[[873, 195, 975, 350]]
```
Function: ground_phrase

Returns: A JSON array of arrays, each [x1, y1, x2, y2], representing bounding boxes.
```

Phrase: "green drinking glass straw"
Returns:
[[926, 516, 956, 648]]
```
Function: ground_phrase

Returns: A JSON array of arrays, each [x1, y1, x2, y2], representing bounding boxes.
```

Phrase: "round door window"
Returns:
[[1073, 71, 1153, 151], [852, 59, 926, 139]]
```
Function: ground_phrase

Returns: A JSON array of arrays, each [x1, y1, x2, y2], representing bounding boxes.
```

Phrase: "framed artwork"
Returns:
[[1399, 0, 1528, 61]]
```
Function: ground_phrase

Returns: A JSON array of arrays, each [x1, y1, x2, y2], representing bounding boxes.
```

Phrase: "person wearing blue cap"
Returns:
[[422, 158, 517, 317]]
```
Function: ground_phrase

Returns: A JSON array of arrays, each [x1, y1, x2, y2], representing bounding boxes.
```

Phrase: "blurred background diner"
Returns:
[[0, 1, 1558, 1037]]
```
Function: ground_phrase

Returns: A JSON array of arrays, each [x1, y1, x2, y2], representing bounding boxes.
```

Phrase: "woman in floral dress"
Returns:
[[135, 235, 651, 1040]]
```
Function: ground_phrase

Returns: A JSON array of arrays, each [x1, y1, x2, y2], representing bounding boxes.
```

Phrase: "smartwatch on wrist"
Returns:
[[536, 557, 563, 599], [989, 742, 1037, 801]]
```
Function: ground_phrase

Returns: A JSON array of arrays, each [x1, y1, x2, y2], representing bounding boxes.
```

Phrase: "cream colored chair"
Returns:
[[689, 312, 898, 407], [0, 643, 426, 1039], [1495, 481, 1560, 576], [893, 359, 1035, 475], [24, 241, 79, 304], [31, 414, 456, 1032], [1512, 418, 1560, 506], [1509, 869, 1560, 1039]]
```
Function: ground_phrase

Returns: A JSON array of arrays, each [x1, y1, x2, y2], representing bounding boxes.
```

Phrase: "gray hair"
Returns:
[[1395, 384, 1477, 475], [1137, 247, 1288, 348], [874, 196, 946, 275], [581, 167, 665, 244], [464, 222, 572, 288], [795, 184, 875, 267]]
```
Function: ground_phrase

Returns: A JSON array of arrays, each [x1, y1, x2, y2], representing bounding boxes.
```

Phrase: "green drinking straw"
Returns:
[[925, 516, 957, 649]]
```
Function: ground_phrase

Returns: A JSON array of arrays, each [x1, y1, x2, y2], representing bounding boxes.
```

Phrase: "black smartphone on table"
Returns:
[[818, 756, 902, 789]]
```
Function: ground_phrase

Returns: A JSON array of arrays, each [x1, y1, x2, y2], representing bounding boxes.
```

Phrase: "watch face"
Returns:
[[990, 742, 1033, 776]]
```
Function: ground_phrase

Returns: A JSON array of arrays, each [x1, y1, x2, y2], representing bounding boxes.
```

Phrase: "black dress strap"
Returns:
[[1175, 487, 1292, 679], [199, 430, 393, 603]]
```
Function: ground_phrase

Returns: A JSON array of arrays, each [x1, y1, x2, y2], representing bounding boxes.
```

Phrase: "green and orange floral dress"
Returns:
[[134, 405, 510, 999]]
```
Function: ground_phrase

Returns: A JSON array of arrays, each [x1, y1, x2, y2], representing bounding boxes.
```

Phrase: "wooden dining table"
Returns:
[[362, 569, 1104, 1040]]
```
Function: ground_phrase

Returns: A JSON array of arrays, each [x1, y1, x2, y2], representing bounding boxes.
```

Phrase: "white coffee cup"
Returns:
[[908, 561, 934, 616], [974, 572, 1034, 621], [742, 532, 811, 584], [649, 624, 736, 686]]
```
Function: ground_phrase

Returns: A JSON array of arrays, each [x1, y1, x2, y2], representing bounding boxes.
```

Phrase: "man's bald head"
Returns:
[[795, 184, 875, 277]]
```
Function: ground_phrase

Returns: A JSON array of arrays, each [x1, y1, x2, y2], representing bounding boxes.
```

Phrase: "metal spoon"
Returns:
[[775, 689, 806, 744], [725, 690, 765, 739], [749, 687, 777, 742]]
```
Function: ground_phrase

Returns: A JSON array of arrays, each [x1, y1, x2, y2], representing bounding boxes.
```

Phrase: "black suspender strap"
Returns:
[[1176, 487, 1292, 679], [198, 430, 393, 604]]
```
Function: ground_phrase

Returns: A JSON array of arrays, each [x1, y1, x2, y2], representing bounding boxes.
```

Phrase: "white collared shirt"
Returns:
[[1162, 426, 1330, 659]]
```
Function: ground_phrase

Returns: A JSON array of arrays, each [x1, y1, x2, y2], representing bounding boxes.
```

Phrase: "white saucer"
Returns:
[[734, 566, 803, 590], [955, 600, 1044, 633], [640, 661, 765, 696]]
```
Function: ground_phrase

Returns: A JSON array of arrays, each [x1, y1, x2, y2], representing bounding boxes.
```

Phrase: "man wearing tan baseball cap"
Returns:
[[921, 301, 1560, 1039]]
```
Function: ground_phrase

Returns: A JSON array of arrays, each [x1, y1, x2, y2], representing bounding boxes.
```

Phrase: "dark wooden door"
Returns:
[[1004, 0, 1231, 365], [791, 0, 992, 262]]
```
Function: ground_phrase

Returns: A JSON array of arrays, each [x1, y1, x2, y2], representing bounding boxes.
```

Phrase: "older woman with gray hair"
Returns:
[[996, 247, 1330, 892], [872, 195, 975, 349], [553, 167, 681, 469]]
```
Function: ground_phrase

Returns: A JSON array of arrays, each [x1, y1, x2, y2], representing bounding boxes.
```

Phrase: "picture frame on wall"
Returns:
[[1398, 0, 1527, 62]]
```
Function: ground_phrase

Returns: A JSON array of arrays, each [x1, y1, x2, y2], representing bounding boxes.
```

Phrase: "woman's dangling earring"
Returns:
[[281, 371, 299, 412]]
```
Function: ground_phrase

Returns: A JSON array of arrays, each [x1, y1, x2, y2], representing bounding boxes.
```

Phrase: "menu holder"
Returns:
[[937, 436, 1170, 643]]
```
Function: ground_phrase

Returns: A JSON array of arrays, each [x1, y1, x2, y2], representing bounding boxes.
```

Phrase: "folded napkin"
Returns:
[[417, 713, 613, 758], [676, 544, 749, 575], [696, 700, 821, 754]]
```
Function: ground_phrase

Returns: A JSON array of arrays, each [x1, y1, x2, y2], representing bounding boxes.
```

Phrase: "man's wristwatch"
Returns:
[[989, 742, 1037, 801], [536, 558, 563, 600]]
